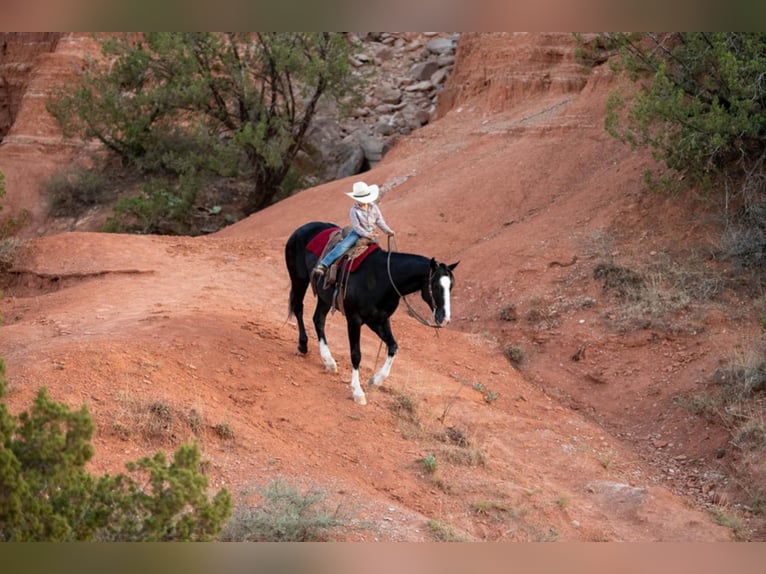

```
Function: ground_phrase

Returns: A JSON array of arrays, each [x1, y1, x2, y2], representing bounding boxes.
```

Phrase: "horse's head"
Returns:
[[422, 258, 459, 327]]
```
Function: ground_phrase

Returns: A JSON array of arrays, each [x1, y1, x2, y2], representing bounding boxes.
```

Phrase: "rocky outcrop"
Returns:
[[0, 33, 100, 235], [437, 32, 593, 115], [304, 32, 459, 184], [0, 33, 62, 141]]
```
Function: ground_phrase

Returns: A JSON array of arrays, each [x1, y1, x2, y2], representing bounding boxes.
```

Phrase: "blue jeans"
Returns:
[[320, 230, 361, 267]]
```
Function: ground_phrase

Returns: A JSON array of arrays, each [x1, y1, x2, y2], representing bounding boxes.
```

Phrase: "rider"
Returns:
[[312, 181, 395, 277]]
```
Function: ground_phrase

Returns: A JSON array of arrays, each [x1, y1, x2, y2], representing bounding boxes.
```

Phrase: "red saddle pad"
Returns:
[[306, 227, 380, 272]]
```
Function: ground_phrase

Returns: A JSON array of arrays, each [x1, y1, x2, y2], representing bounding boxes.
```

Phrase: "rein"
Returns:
[[386, 235, 443, 329]]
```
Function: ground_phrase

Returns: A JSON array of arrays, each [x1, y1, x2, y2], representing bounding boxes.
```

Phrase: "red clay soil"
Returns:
[[0, 33, 759, 541]]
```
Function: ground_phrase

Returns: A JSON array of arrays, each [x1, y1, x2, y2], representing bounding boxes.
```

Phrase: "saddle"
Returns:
[[311, 226, 377, 314], [319, 226, 374, 285]]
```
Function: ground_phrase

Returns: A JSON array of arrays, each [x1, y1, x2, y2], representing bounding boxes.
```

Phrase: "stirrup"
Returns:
[[312, 263, 327, 277]]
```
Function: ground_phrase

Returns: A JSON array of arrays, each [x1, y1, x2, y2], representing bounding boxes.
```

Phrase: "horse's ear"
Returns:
[[430, 257, 438, 269], [448, 261, 460, 271]]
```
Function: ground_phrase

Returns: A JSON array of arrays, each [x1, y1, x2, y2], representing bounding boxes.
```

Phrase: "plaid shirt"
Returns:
[[349, 202, 393, 239]]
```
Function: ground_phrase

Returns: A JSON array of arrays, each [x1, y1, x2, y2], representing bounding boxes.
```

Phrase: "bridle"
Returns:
[[386, 235, 445, 329]]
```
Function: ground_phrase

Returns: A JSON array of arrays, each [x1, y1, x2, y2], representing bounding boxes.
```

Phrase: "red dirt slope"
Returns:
[[0, 33, 747, 540]]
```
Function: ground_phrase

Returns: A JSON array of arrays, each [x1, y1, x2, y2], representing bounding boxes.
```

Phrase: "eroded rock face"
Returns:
[[437, 32, 593, 115], [304, 32, 460, 184], [0, 33, 62, 141]]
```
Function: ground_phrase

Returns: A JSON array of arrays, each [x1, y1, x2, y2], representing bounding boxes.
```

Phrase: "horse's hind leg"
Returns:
[[369, 319, 398, 387], [289, 282, 310, 355], [313, 298, 338, 372]]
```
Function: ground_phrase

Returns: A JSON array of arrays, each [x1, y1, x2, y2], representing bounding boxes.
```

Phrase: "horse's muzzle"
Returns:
[[434, 309, 450, 326]]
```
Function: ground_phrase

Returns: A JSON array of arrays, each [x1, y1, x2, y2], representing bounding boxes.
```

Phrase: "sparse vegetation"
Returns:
[[435, 425, 469, 447], [43, 164, 113, 217], [593, 262, 645, 300], [111, 392, 232, 447], [382, 387, 421, 438], [425, 519, 466, 542], [674, 340, 766, 519], [433, 426, 487, 468], [673, 392, 721, 423], [212, 422, 235, 441], [437, 444, 487, 468], [503, 345, 525, 367], [471, 381, 500, 403], [710, 506, 749, 540], [717, 348, 766, 465], [524, 297, 560, 329], [498, 303, 517, 322], [597, 449, 615, 470], [472, 499, 510, 517], [439, 375, 475, 425], [593, 253, 720, 333], [416, 452, 450, 492], [0, 170, 23, 277], [534, 526, 560, 542], [0, 236, 20, 275], [390, 390, 418, 419], [219, 478, 347, 542]]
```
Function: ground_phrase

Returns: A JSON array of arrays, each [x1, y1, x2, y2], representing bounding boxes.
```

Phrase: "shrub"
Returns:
[[44, 166, 111, 217], [0, 169, 28, 242], [498, 303, 517, 322], [0, 236, 20, 273], [422, 454, 438, 474], [425, 519, 466, 542], [219, 478, 346, 542], [97, 445, 232, 541], [0, 358, 231, 541], [503, 345, 525, 366], [104, 175, 200, 235]]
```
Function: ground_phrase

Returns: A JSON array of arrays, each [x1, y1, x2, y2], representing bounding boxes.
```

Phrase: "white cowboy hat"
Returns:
[[347, 181, 379, 203]]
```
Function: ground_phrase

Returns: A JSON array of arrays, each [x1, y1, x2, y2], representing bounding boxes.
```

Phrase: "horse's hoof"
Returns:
[[296, 346, 308, 355], [353, 394, 367, 405]]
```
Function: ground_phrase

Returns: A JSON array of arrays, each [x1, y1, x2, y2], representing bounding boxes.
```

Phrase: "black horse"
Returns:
[[285, 221, 459, 404]]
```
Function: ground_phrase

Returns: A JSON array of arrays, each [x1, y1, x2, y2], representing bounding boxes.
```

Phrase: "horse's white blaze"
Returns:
[[439, 275, 452, 324], [350, 368, 366, 404], [319, 340, 337, 372], [370, 354, 395, 386]]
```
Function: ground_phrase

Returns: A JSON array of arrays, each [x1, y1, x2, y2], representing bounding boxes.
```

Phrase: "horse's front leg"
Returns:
[[313, 298, 337, 372], [369, 319, 398, 387], [347, 318, 367, 405]]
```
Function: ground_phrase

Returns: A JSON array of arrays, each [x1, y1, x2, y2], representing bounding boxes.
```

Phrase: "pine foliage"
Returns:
[[0, 358, 231, 541]]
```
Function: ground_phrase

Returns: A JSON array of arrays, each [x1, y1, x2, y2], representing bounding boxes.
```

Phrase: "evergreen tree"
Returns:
[[603, 33, 766, 206], [48, 33, 360, 224]]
